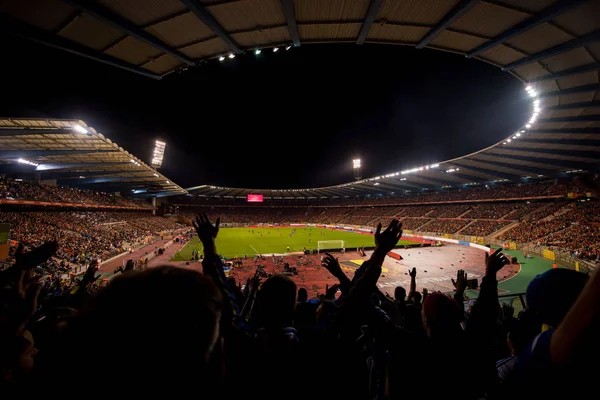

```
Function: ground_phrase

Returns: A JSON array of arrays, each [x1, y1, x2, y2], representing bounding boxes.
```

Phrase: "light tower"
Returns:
[[353, 158, 362, 180]]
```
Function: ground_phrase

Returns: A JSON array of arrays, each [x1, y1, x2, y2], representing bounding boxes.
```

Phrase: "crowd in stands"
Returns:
[[420, 218, 469, 234], [466, 203, 516, 220], [0, 212, 184, 267], [0, 178, 151, 208], [461, 220, 512, 237], [179, 178, 585, 208], [1, 215, 596, 398]]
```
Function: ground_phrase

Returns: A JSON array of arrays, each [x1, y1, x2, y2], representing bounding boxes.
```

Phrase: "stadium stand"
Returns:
[[2, 0, 600, 396]]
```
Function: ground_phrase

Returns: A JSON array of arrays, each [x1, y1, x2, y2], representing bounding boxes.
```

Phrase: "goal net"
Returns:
[[317, 240, 345, 253]]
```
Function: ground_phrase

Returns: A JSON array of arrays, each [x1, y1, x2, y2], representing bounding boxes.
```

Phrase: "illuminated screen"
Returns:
[[247, 194, 263, 203]]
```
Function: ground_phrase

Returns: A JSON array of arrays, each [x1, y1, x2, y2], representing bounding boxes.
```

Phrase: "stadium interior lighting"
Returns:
[[153, 173, 159, 177], [525, 124, 531, 128], [151, 140, 166, 167], [516, 133, 521, 137], [273, 47, 279, 52], [507, 139, 512, 143], [400, 164, 439, 175], [72, 124, 88, 134], [353, 159, 361, 169], [374, 182, 380, 185], [219, 56, 225, 61], [79, 176, 85, 178], [17, 158, 39, 167], [228, 53, 235, 59], [255, 49, 261, 55], [286, 45, 292, 50]]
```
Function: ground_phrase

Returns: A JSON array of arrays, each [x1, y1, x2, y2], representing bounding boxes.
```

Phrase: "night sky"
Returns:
[[0, 35, 530, 189]]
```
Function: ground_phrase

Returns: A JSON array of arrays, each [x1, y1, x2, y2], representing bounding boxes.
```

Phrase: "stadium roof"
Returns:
[[0, 118, 187, 196], [2, 0, 600, 198]]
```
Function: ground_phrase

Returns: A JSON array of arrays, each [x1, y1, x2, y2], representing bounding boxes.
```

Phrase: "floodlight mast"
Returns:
[[353, 158, 361, 180], [151, 140, 166, 168]]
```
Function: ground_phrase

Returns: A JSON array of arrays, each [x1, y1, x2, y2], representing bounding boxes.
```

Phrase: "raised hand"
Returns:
[[374, 219, 403, 254], [325, 283, 340, 300], [451, 269, 468, 293], [322, 253, 343, 279], [192, 213, 220, 244], [409, 267, 416, 279], [485, 249, 510, 277], [81, 260, 101, 285], [14, 241, 58, 270]]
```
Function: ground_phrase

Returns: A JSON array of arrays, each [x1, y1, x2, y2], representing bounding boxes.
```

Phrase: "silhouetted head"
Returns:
[[57, 266, 223, 387], [258, 275, 297, 328], [526, 268, 588, 327], [297, 287, 308, 303], [394, 286, 406, 302], [422, 293, 463, 338]]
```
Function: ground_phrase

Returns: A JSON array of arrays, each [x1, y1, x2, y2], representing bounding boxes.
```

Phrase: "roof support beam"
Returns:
[[469, 157, 558, 177], [529, 62, 600, 83], [528, 127, 600, 135], [451, 164, 520, 182], [538, 83, 600, 98], [0, 128, 77, 136], [68, 176, 159, 185], [180, 0, 242, 54], [503, 29, 600, 71], [1, 16, 161, 80], [356, 0, 382, 45], [491, 147, 600, 164], [538, 115, 600, 123], [487, 152, 598, 172], [59, 0, 194, 65], [467, 0, 588, 58], [0, 150, 118, 158], [454, 159, 533, 178], [35, 162, 131, 171], [416, 0, 479, 49], [543, 101, 600, 111], [50, 170, 146, 180], [282, 0, 300, 46], [514, 138, 600, 147]]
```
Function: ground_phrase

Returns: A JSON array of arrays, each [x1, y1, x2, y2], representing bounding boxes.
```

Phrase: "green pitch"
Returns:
[[172, 227, 419, 260]]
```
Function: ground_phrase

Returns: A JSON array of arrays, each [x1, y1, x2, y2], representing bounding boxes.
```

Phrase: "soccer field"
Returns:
[[172, 227, 419, 260]]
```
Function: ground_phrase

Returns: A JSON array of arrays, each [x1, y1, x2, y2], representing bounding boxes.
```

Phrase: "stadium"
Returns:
[[0, 0, 599, 396]]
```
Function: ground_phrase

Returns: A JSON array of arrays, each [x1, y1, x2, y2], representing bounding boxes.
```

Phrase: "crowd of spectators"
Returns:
[[420, 219, 469, 234], [465, 203, 516, 220], [0, 178, 151, 208], [542, 223, 600, 262], [177, 179, 576, 208], [461, 220, 512, 237], [0, 211, 184, 267], [1, 216, 595, 398]]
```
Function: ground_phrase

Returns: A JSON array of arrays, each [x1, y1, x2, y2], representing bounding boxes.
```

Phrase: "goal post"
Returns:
[[317, 240, 345, 253]]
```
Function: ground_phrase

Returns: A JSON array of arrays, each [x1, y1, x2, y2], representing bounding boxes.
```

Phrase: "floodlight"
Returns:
[[219, 56, 225, 61], [353, 159, 361, 169], [73, 124, 88, 134], [228, 54, 235, 59], [151, 140, 166, 168], [255, 49, 261, 55], [17, 158, 39, 167], [273, 47, 279, 52]]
